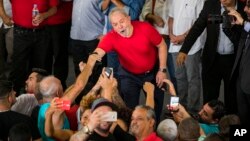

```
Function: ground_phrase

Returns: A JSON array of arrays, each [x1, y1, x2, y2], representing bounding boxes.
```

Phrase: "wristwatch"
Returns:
[[82, 125, 93, 135], [159, 68, 167, 73]]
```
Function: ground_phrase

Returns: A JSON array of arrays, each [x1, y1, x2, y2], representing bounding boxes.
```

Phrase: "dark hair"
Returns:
[[178, 117, 200, 141], [204, 133, 225, 141], [219, 114, 241, 138], [9, 123, 32, 141], [31, 68, 49, 82], [0, 80, 13, 98], [207, 100, 225, 121]]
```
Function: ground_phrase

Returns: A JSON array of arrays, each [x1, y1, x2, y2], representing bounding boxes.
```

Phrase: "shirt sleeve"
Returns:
[[98, 33, 114, 52], [144, 22, 162, 46], [140, 0, 152, 21]]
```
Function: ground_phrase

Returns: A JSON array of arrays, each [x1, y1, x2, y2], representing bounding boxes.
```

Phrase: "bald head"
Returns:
[[38, 76, 63, 99]]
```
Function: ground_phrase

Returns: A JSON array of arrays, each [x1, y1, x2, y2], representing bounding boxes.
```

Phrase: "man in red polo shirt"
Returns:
[[45, 0, 73, 90], [0, 0, 59, 95], [92, 7, 168, 123]]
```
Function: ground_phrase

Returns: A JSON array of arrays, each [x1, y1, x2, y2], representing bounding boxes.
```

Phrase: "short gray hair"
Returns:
[[135, 105, 156, 121], [108, 7, 129, 22], [38, 76, 61, 98], [157, 119, 178, 141]]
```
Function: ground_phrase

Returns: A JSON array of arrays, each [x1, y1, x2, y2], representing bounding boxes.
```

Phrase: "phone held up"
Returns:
[[169, 96, 179, 112], [104, 67, 113, 78], [101, 111, 117, 122], [55, 99, 71, 111]]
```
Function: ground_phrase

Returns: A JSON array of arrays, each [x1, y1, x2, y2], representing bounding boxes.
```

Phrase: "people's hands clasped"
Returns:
[[86, 53, 102, 68], [176, 52, 187, 66], [169, 33, 185, 45], [162, 79, 176, 96]]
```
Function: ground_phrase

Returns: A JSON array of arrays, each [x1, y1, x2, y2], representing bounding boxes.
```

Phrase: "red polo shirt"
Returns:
[[99, 21, 162, 74], [12, 0, 59, 28], [139, 132, 162, 141], [47, 1, 73, 25]]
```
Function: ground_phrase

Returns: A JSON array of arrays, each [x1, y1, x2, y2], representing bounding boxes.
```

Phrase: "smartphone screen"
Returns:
[[101, 111, 117, 122], [104, 67, 113, 78], [170, 96, 179, 108]]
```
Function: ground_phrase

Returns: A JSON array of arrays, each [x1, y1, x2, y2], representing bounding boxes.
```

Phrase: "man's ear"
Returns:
[[149, 118, 155, 128]]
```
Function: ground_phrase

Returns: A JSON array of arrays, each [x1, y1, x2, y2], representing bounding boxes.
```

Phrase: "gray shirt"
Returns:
[[70, 0, 105, 41]]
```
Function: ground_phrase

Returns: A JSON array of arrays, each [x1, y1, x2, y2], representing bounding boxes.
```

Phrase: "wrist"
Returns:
[[159, 68, 167, 73]]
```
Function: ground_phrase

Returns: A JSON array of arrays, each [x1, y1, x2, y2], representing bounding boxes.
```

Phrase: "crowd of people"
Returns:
[[0, 0, 250, 141]]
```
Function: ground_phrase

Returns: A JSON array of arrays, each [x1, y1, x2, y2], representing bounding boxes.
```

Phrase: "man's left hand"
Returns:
[[156, 71, 167, 88]]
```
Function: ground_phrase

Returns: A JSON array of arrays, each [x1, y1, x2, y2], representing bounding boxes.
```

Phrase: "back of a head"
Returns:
[[219, 114, 240, 138], [178, 117, 200, 141], [9, 123, 32, 141], [38, 76, 62, 98], [204, 133, 225, 141], [157, 119, 178, 141], [0, 80, 13, 99], [208, 100, 225, 121]]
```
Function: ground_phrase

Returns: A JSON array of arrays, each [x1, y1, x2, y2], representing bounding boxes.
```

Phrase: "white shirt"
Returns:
[[169, 0, 205, 55], [140, 0, 172, 35], [11, 94, 39, 116], [217, 5, 235, 55], [0, 0, 12, 28]]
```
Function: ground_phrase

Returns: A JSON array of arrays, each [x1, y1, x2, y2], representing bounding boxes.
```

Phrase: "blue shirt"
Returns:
[[70, 0, 105, 41], [38, 103, 70, 141], [200, 123, 219, 135]]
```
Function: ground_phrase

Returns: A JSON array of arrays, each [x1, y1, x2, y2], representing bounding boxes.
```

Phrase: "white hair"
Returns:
[[157, 119, 178, 141], [38, 76, 62, 98]]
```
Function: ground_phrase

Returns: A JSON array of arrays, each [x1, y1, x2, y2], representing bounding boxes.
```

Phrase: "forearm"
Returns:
[[158, 40, 167, 69], [101, 0, 111, 11], [145, 91, 154, 109], [111, 0, 124, 8], [62, 64, 92, 102], [168, 17, 174, 36], [41, 6, 57, 19], [45, 110, 54, 137]]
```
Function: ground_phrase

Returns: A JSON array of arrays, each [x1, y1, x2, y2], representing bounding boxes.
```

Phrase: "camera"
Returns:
[[207, 10, 234, 29]]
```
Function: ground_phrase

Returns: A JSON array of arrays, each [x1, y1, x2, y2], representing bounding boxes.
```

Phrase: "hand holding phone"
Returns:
[[101, 111, 117, 122], [170, 96, 179, 112], [55, 99, 71, 110], [104, 67, 113, 78]]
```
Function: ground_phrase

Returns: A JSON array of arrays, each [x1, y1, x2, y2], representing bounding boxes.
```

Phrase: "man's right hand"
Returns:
[[2, 15, 13, 26]]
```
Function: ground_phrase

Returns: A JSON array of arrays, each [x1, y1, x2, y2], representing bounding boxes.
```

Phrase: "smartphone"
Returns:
[[56, 99, 71, 110], [170, 96, 179, 108], [101, 111, 117, 122], [104, 67, 113, 78]]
